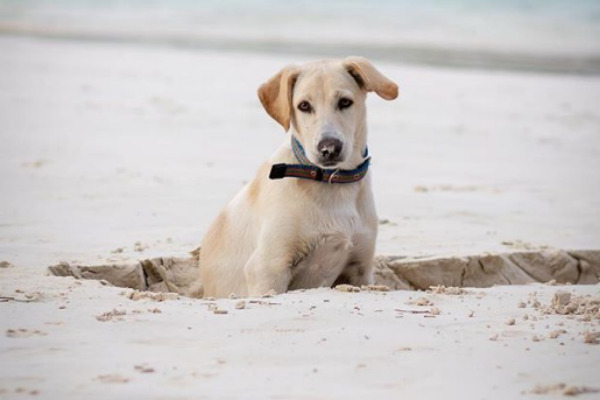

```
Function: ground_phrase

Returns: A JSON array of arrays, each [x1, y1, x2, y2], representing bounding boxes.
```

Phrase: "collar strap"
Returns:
[[269, 137, 370, 184]]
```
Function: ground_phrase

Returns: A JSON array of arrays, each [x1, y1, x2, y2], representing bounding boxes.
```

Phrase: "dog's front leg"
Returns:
[[243, 243, 294, 297]]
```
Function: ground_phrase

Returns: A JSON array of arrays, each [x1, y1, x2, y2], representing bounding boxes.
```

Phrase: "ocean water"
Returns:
[[1, 0, 599, 74]]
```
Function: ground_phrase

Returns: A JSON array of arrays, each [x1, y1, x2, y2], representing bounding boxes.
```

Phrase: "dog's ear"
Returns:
[[257, 65, 299, 131], [343, 57, 398, 100]]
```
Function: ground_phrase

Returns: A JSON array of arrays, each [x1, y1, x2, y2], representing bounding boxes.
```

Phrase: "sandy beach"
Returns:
[[1, 16, 600, 400], [1, 37, 599, 266], [1, 267, 600, 399]]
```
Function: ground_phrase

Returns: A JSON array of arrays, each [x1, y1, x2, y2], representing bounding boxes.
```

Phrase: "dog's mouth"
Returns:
[[306, 150, 344, 169], [318, 160, 341, 168]]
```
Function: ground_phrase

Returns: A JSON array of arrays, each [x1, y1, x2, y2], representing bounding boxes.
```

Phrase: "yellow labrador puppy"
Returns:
[[199, 57, 398, 298]]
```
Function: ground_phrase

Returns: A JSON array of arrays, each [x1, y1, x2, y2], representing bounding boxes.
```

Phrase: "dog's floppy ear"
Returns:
[[343, 56, 398, 100], [257, 65, 299, 131]]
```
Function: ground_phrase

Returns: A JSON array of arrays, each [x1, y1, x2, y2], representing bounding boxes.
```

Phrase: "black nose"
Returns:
[[318, 138, 343, 163]]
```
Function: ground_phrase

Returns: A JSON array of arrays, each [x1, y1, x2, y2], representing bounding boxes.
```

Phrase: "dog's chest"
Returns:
[[305, 183, 376, 251], [316, 199, 361, 231]]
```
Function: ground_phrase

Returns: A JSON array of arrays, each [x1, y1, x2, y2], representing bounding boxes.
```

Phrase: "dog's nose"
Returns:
[[317, 138, 343, 163]]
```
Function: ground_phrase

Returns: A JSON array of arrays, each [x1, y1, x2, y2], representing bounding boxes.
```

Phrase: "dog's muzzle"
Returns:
[[317, 138, 343, 166]]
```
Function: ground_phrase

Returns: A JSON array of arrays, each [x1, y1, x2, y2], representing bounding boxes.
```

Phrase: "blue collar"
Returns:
[[269, 137, 371, 184]]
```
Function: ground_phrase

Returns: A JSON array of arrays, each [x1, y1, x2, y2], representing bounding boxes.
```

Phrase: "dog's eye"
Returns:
[[297, 101, 312, 113], [338, 98, 353, 110]]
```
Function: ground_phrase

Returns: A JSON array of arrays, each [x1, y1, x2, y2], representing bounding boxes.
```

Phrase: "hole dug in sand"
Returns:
[[47, 249, 600, 298]]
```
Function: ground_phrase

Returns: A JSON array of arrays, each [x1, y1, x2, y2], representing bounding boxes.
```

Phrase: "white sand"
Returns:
[[1, 37, 599, 267], [1, 268, 599, 399], [1, 37, 600, 398]]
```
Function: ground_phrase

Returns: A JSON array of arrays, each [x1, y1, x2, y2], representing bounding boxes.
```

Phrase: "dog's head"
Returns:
[[258, 57, 398, 169]]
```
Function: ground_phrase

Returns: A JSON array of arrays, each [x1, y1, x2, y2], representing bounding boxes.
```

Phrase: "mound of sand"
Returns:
[[47, 249, 600, 296]]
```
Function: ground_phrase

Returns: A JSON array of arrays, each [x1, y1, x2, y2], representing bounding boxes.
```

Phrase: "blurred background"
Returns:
[[1, 0, 599, 73], [0, 1, 599, 267]]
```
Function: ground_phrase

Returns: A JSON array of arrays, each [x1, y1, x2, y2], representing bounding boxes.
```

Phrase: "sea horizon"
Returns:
[[1, 0, 600, 74]]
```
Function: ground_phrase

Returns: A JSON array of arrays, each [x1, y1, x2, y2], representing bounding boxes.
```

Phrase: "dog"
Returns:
[[198, 57, 398, 298]]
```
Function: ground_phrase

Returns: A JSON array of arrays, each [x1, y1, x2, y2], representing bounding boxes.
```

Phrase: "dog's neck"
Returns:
[[268, 131, 370, 184]]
